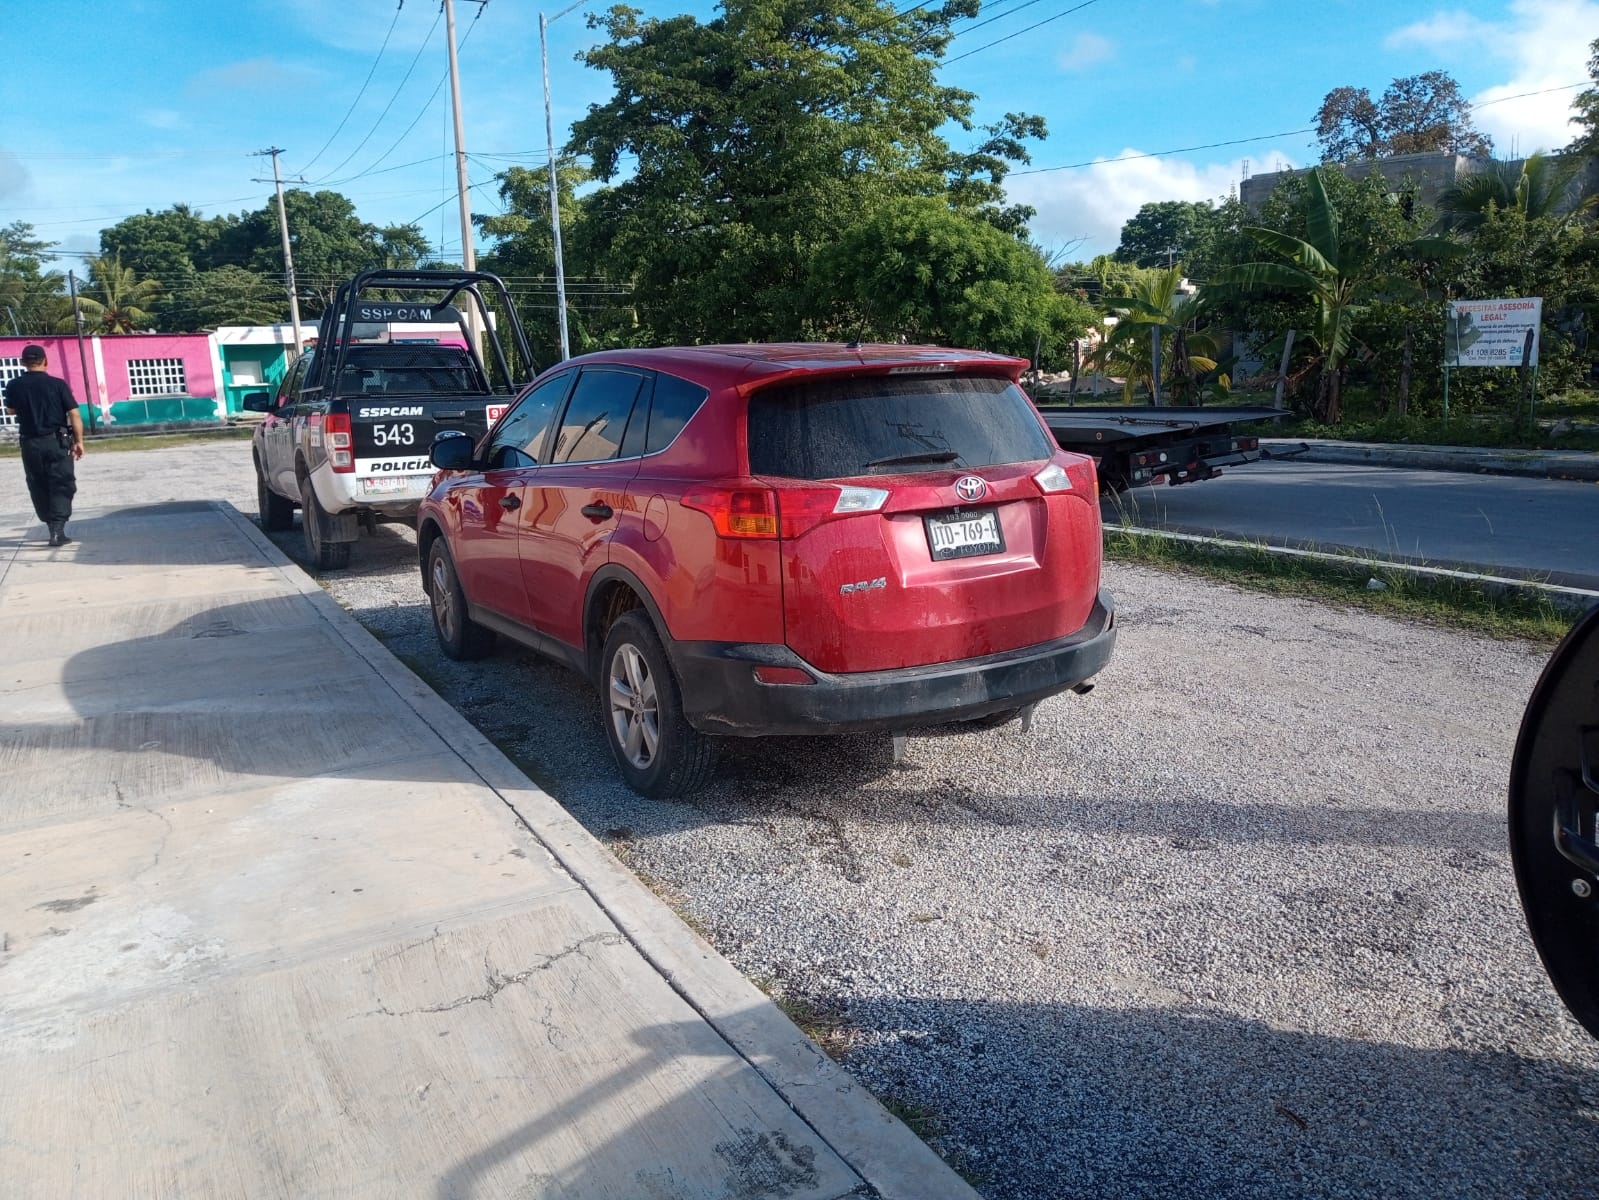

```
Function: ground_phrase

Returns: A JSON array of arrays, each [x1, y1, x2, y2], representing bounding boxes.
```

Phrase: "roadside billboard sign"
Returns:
[[1445, 297, 1542, 368]]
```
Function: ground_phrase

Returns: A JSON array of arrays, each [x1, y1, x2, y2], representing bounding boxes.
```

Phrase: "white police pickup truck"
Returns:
[[245, 269, 535, 569]]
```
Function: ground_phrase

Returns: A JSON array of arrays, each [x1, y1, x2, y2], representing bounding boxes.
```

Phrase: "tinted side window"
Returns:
[[486, 373, 571, 470], [746, 375, 1054, 480], [551, 369, 645, 464], [276, 356, 309, 408], [645, 373, 709, 455]]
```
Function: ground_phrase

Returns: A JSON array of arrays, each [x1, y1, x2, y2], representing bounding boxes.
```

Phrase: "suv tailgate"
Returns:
[[747, 373, 1102, 674]]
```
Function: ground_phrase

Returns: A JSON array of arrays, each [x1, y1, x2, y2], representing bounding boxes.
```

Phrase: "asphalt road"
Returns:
[[27, 442, 1599, 1200], [1105, 460, 1599, 589]]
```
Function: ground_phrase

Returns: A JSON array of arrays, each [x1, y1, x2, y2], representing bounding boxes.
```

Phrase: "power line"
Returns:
[[950, 0, 1051, 39], [298, 0, 408, 175], [334, 3, 487, 186], [944, 0, 1101, 64], [1011, 128, 1317, 176], [311, 5, 444, 184]]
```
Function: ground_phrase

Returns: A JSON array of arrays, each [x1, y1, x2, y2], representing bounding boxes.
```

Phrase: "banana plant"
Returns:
[[1208, 168, 1379, 422]]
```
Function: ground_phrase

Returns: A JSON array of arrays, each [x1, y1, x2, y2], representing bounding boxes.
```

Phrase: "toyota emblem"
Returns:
[[954, 475, 988, 503]]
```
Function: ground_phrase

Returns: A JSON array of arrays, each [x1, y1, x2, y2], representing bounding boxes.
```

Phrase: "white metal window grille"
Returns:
[[0, 357, 22, 427], [127, 357, 187, 397]]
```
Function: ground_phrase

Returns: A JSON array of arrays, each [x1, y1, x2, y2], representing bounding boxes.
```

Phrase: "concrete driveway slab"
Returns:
[[0, 501, 976, 1200]]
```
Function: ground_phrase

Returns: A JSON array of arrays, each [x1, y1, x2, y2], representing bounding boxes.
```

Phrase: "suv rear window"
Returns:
[[746, 374, 1054, 480]]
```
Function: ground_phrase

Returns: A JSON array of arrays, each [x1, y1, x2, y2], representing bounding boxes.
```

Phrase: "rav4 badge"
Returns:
[[840, 576, 887, 596]]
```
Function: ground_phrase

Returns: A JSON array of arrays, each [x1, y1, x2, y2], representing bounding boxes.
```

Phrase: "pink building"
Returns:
[[0, 333, 223, 429]]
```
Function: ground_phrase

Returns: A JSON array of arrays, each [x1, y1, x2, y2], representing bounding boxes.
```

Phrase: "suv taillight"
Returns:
[[682, 482, 889, 540], [325, 412, 354, 473]]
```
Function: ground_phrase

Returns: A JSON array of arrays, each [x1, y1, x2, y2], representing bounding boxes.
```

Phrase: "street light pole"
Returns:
[[540, 0, 585, 361]]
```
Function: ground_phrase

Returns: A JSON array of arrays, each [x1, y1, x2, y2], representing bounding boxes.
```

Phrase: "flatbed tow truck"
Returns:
[[1036, 404, 1292, 493]]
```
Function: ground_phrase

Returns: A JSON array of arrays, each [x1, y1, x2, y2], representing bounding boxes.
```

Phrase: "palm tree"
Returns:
[[62, 254, 161, 334], [1433, 152, 1592, 238], [1093, 267, 1222, 405]]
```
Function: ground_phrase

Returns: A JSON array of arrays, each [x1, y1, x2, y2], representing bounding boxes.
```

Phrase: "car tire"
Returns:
[[256, 456, 294, 532], [426, 540, 496, 661], [600, 610, 717, 799], [300, 474, 352, 571]]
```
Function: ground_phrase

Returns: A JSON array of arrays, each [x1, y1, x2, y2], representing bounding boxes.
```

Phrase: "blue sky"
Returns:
[[2, 0, 1594, 270]]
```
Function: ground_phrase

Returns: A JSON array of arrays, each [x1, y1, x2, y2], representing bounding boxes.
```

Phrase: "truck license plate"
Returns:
[[924, 508, 1003, 560]]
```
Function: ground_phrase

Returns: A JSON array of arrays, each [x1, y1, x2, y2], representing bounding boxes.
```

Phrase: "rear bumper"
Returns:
[[672, 590, 1117, 736]]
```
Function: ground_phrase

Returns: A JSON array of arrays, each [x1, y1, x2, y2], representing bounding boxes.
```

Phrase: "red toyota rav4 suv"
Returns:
[[417, 343, 1115, 798]]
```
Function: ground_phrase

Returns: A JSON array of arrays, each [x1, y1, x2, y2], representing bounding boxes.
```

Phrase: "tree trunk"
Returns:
[[1397, 323, 1413, 419], [1326, 368, 1344, 425], [1273, 329, 1295, 410], [1314, 367, 1332, 422]]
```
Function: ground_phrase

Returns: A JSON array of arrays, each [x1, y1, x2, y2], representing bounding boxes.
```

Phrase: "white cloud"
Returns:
[[141, 110, 185, 131], [1056, 33, 1115, 72], [1006, 148, 1298, 258], [188, 57, 322, 95], [1384, 12, 1497, 51], [1386, 0, 1598, 153]]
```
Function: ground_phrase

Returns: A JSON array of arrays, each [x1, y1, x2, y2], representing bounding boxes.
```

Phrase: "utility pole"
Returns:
[[253, 148, 305, 355], [444, 0, 477, 275], [540, 0, 584, 360], [67, 271, 97, 432]]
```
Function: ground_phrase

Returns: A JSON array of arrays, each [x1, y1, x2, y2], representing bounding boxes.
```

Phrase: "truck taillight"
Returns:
[[325, 412, 354, 473]]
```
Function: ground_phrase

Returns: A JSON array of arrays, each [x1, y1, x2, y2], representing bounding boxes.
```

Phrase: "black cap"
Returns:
[[20, 344, 46, 363]]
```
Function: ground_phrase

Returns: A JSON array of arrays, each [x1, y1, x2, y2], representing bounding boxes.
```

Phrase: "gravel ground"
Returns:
[[22, 442, 1599, 1199]]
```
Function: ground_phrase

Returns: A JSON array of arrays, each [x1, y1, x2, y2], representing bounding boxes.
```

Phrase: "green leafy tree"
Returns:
[[568, 0, 1039, 343], [1114, 200, 1239, 276], [0, 222, 66, 334], [1057, 254, 1161, 302], [1569, 38, 1599, 158], [1210, 169, 1401, 421], [1315, 71, 1492, 162], [814, 196, 1092, 358], [180, 265, 287, 329], [216, 190, 428, 315], [474, 162, 628, 361]]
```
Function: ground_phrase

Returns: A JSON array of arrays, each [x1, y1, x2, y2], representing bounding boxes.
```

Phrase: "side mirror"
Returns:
[[242, 391, 272, 413], [430, 429, 475, 471], [1510, 602, 1599, 1039]]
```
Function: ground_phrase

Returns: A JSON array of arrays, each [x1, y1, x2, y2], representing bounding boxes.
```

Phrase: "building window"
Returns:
[[229, 356, 265, 385], [127, 357, 188, 397], [0, 357, 22, 427]]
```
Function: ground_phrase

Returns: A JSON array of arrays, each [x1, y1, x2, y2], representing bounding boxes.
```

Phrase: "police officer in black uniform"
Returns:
[[4, 345, 85, 546]]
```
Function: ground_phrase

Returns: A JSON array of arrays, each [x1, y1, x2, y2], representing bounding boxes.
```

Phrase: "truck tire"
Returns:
[[256, 456, 294, 532], [300, 475, 352, 571], [426, 540, 496, 661], [600, 611, 717, 799]]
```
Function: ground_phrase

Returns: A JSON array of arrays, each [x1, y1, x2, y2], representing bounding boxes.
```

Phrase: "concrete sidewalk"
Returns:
[[0, 501, 977, 1200]]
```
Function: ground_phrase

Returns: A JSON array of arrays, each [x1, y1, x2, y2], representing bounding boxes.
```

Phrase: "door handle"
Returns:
[[581, 502, 614, 521], [498, 494, 521, 510]]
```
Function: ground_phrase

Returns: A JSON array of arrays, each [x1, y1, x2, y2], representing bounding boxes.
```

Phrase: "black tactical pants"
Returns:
[[19, 432, 76, 526]]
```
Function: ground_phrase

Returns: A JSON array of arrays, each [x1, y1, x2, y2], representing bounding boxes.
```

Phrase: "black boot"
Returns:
[[47, 522, 71, 547]]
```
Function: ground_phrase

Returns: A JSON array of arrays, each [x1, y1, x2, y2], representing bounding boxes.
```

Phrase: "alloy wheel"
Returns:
[[430, 553, 458, 643], [608, 644, 660, 770]]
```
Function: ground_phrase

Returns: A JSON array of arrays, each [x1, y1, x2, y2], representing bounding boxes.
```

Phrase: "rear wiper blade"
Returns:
[[864, 450, 961, 469]]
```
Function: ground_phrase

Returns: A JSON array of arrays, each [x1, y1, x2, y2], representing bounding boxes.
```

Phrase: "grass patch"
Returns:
[[1104, 527, 1577, 644], [763, 988, 858, 1059], [1279, 411, 1599, 453], [881, 1096, 944, 1142], [0, 427, 255, 457]]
